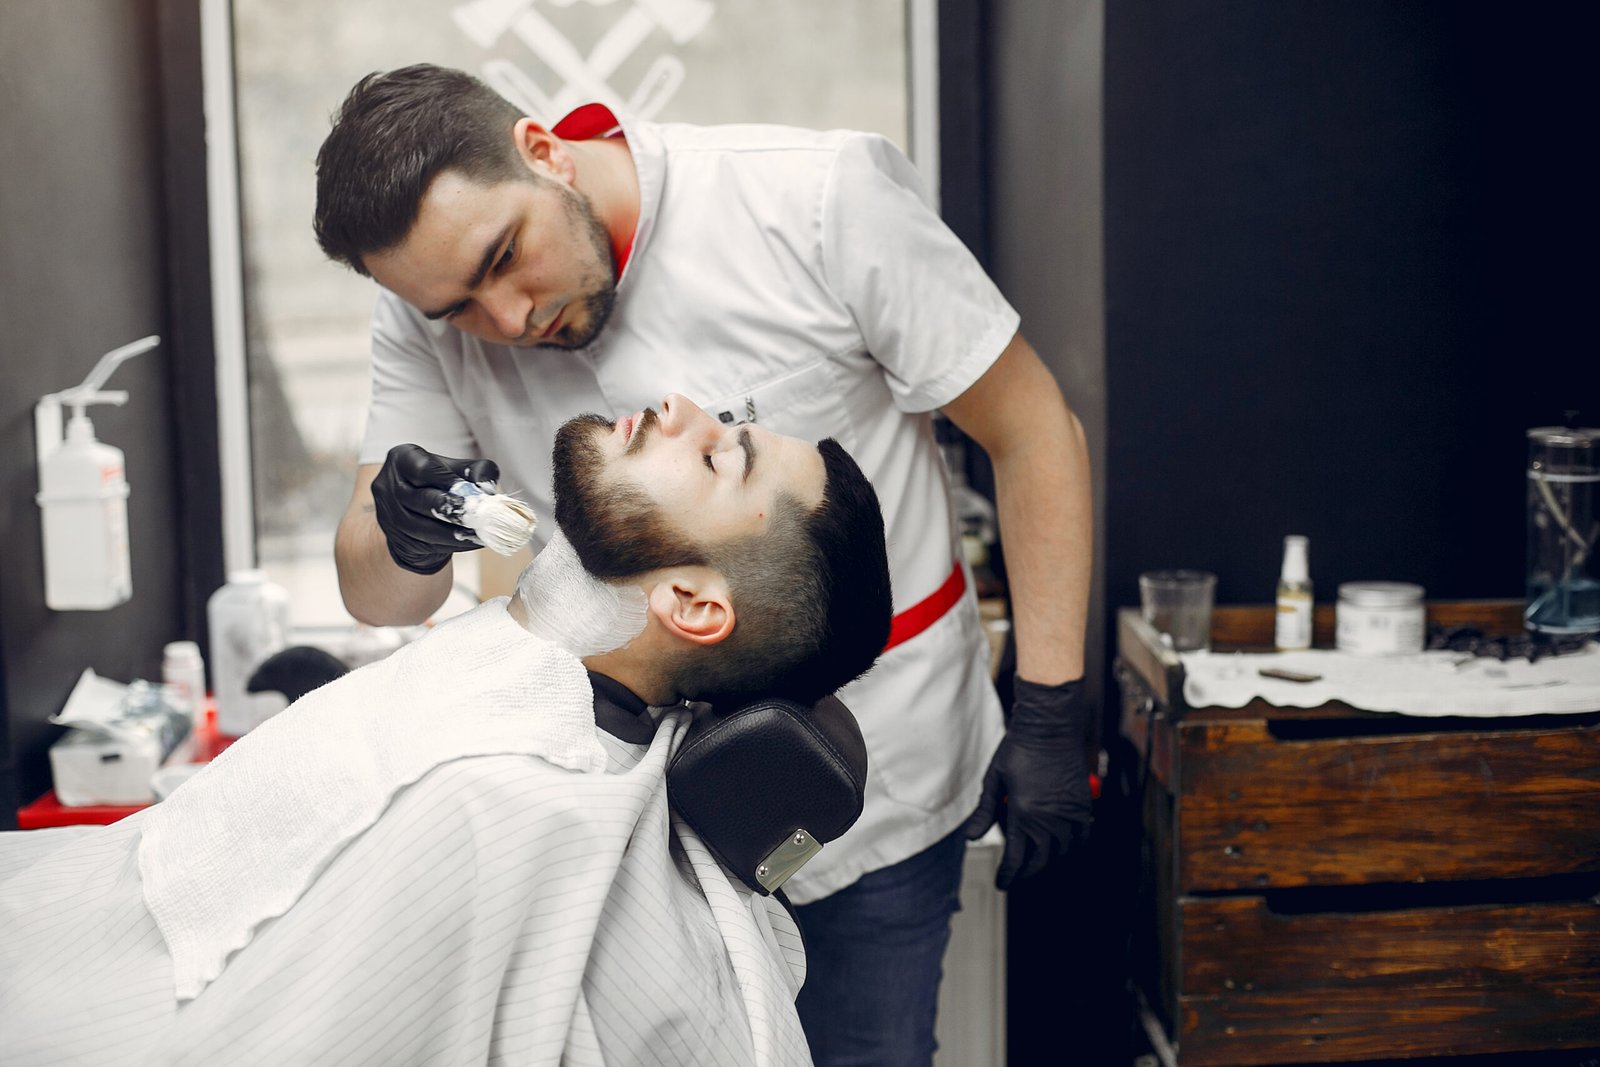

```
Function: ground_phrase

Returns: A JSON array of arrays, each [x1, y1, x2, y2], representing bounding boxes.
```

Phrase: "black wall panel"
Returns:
[[981, 2, 1596, 1061], [1103, 1, 1594, 622], [0, 0, 209, 824]]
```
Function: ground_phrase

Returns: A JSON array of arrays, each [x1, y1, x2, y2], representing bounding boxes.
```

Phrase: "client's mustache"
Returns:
[[625, 407, 660, 455]]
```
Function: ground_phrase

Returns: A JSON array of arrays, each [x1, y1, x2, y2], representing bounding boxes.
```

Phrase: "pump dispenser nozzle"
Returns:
[[34, 334, 152, 466]]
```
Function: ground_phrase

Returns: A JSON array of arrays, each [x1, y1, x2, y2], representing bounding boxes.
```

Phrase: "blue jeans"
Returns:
[[792, 827, 968, 1067]]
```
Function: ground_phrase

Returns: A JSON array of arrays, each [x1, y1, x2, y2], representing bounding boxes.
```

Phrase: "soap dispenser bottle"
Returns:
[[37, 392, 134, 610], [34, 335, 158, 611]]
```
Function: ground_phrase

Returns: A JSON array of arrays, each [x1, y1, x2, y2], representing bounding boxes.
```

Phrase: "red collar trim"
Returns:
[[552, 102, 622, 141], [552, 103, 635, 275]]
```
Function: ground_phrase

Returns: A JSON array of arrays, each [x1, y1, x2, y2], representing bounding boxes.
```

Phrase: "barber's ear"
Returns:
[[647, 570, 734, 646], [513, 118, 576, 183]]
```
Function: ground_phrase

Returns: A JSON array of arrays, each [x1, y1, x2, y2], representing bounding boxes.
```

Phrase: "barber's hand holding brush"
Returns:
[[372, 443, 533, 575]]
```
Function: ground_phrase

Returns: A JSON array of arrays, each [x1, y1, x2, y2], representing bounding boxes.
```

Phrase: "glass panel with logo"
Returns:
[[231, 0, 912, 627]]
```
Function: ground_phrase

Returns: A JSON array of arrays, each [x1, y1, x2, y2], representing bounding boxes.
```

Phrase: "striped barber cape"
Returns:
[[0, 603, 811, 1066]]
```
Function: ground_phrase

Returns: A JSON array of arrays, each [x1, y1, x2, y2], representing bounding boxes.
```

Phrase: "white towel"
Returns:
[[1182, 640, 1600, 717], [138, 598, 605, 1001]]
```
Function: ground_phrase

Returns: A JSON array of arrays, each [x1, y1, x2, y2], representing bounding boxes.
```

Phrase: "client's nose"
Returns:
[[660, 393, 718, 437]]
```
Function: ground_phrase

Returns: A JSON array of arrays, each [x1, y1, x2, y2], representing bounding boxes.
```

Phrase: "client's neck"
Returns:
[[506, 527, 666, 703], [505, 594, 667, 705], [582, 648, 669, 707]]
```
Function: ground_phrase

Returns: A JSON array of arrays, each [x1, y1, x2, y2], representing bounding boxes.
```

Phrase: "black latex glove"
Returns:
[[371, 443, 501, 575], [962, 676, 1094, 889]]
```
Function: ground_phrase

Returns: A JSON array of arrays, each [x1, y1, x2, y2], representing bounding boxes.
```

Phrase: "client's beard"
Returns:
[[551, 412, 706, 578], [518, 411, 707, 660]]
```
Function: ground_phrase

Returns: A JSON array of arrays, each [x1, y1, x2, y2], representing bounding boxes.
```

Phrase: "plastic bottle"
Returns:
[[36, 395, 132, 610], [1275, 535, 1314, 651], [207, 570, 291, 736], [162, 640, 207, 725]]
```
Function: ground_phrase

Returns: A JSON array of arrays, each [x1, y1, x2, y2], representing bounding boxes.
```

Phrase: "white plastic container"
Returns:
[[36, 401, 132, 610], [162, 640, 207, 725], [49, 677, 195, 807], [51, 722, 195, 807], [1336, 582, 1426, 656], [208, 570, 291, 736]]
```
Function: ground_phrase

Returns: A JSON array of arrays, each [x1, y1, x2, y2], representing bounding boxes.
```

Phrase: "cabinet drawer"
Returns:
[[1172, 893, 1600, 1066], [1176, 718, 1600, 892]]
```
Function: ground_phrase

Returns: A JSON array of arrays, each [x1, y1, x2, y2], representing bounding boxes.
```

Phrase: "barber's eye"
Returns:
[[703, 453, 716, 472], [498, 240, 516, 268]]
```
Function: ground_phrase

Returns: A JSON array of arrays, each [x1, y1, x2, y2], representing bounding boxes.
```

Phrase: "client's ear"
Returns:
[[647, 567, 735, 646]]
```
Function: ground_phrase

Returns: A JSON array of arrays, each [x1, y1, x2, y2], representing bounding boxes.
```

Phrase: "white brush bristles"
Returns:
[[447, 479, 538, 556]]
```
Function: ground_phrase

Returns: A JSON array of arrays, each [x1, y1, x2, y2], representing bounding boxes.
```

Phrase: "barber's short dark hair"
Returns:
[[668, 438, 893, 708], [314, 64, 526, 275]]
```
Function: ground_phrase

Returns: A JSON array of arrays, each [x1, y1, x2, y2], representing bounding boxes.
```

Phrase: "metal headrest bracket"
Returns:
[[755, 828, 823, 892]]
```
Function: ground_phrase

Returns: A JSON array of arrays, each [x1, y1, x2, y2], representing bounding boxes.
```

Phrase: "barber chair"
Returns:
[[668, 694, 867, 896]]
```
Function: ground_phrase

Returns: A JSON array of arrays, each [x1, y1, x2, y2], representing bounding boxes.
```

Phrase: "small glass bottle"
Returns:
[[1275, 535, 1313, 650]]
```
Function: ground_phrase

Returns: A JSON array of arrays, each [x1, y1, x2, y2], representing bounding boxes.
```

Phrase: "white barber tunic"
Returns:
[[360, 110, 1017, 902]]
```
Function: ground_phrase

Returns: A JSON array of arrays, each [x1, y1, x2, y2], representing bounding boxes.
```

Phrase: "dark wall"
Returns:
[[1102, 0, 1595, 619], [980, 3, 1116, 1061], [0, 0, 221, 825], [980, 2, 1595, 1061], [985, 1, 1108, 708]]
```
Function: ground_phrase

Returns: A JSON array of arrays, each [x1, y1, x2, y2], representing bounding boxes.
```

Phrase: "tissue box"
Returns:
[[50, 717, 195, 807]]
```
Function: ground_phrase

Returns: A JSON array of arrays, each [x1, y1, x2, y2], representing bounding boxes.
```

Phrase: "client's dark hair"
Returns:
[[555, 425, 892, 708], [314, 64, 526, 275], [679, 439, 893, 707]]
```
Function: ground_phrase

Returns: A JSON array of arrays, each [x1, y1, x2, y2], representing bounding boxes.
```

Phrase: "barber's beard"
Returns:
[[551, 413, 705, 580], [538, 185, 619, 350]]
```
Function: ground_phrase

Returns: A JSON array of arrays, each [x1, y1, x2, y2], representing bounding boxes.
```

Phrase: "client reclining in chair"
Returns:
[[0, 394, 892, 1067]]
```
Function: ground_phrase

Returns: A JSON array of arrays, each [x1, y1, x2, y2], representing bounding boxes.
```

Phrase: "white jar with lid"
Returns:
[[1336, 582, 1426, 655]]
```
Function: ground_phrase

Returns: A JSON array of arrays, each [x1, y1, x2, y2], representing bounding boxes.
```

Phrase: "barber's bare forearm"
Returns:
[[941, 332, 1092, 685], [335, 507, 453, 626], [992, 407, 1091, 683]]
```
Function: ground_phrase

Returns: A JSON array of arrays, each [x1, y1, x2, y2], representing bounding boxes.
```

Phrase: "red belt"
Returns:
[[883, 562, 966, 652]]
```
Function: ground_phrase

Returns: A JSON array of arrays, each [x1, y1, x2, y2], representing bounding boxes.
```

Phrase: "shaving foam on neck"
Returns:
[[516, 528, 649, 657]]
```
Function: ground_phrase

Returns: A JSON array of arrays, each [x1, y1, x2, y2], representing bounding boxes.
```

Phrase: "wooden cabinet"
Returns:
[[1116, 601, 1600, 1065]]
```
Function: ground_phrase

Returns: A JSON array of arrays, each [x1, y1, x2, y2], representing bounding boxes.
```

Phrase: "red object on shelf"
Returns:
[[15, 701, 238, 830]]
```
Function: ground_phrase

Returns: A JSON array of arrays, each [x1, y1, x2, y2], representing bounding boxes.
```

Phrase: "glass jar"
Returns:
[[1526, 426, 1600, 634]]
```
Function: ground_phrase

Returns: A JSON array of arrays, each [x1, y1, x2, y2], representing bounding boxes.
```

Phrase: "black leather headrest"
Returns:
[[246, 646, 350, 704], [667, 694, 867, 895]]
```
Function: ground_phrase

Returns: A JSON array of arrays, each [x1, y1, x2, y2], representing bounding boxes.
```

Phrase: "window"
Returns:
[[215, 0, 929, 629]]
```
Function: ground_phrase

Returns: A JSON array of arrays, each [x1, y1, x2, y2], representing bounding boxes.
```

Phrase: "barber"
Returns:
[[315, 65, 1093, 1067]]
